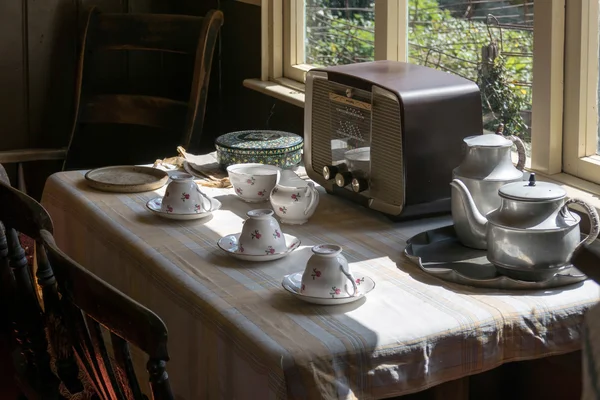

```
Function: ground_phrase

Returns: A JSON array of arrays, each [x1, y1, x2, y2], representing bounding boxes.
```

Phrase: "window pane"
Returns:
[[597, 10, 600, 155], [408, 0, 534, 147], [305, 0, 375, 67]]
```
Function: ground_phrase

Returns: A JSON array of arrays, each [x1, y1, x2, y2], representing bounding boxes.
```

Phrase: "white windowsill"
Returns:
[[244, 78, 600, 214], [243, 78, 306, 108]]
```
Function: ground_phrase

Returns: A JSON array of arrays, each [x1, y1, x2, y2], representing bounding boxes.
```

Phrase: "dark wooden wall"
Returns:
[[0, 0, 304, 199]]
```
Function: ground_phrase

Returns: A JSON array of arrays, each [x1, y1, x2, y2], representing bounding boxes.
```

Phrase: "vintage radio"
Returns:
[[304, 60, 483, 220]]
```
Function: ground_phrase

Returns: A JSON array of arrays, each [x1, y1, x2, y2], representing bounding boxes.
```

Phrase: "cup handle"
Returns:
[[564, 198, 600, 248], [339, 261, 358, 297], [195, 186, 212, 211]]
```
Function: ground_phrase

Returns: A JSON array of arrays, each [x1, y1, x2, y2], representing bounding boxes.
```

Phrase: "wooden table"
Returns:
[[41, 169, 599, 399]]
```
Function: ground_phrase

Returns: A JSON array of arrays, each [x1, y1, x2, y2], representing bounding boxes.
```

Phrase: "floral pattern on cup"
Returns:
[[160, 173, 211, 214], [227, 164, 281, 203], [329, 286, 342, 298], [279, 206, 287, 214], [300, 244, 357, 299], [291, 193, 301, 202], [265, 246, 275, 255], [239, 244, 245, 253], [238, 209, 287, 255], [356, 277, 365, 285], [311, 268, 321, 279]]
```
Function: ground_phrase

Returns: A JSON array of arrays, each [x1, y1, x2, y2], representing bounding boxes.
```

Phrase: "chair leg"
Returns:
[[16, 163, 26, 194]]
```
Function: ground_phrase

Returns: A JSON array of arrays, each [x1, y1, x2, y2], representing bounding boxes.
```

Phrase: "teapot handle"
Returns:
[[508, 135, 527, 171], [303, 182, 319, 216], [564, 198, 600, 247], [339, 259, 358, 297]]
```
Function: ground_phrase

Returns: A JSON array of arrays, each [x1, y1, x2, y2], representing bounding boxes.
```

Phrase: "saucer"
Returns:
[[281, 272, 375, 305], [217, 233, 301, 261], [146, 197, 221, 220]]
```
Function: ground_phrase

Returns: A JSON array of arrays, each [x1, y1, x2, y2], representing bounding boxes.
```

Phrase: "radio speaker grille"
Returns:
[[310, 78, 333, 174], [370, 87, 404, 206]]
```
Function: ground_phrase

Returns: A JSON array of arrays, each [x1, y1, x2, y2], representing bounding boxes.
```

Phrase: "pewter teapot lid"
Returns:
[[499, 173, 566, 202], [464, 134, 513, 148]]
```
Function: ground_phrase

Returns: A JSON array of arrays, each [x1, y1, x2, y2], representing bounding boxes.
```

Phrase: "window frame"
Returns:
[[261, 0, 600, 185], [562, 0, 600, 184]]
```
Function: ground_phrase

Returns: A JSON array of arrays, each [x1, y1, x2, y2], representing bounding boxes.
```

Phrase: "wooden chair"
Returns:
[[0, 168, 61, 399], [0, 6, 224, 185], [0, 179, 174, 399]]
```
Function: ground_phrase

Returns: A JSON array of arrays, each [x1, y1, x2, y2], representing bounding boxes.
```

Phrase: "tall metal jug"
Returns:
[[451, 134, 526, 249]]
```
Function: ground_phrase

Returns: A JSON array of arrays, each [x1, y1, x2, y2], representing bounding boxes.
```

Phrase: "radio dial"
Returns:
[[351, 178, 368, 193], [335, 172, 353, 187], [323, 165, 339, 181]]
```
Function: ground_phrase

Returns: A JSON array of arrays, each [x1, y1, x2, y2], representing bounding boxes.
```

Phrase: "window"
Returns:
[[562, 0, 600, 184], [261, 0, 600, 186]]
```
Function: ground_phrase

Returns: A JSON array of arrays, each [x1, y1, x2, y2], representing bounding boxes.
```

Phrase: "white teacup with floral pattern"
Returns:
[[227, 163, 281, 203], [160, 173, 211, 214], [300, 244, 358, 299], [238, 209, 287, 255]]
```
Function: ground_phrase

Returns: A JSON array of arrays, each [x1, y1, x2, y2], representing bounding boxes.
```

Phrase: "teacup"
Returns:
[[227, 163, 281, 203], [161, 173, 211, 214], [238, 209, 287, 255], [300, 244, 358, 298]]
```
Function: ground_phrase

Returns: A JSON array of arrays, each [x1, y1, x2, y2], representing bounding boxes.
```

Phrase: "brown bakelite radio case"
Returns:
[[303, 60, 483, 221]]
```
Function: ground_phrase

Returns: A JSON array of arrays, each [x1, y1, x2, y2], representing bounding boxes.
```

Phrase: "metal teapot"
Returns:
[[452, 134, 526, 249], [450, 173, 600, 281]]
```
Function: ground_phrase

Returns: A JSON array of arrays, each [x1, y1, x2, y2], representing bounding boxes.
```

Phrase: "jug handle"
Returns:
[[303, 182, 318, 216], [339, 260, 358, 297], [564, 198, 600, 247], [509, 135, 527, 171]]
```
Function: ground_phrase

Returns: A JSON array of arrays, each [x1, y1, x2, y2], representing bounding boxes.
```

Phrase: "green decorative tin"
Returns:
[[215, 130, 304, 168]]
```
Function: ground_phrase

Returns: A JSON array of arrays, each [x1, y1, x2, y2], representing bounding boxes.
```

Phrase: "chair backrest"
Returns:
[[0, 180, 173, 400], [41, 231, 173, 400], [0, 174, 60, 398], [64, 7, 224, 170], [0, 164, 8, 185]]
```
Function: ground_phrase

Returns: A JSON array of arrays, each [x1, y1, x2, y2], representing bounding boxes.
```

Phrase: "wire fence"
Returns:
[[305, 0, 534, 107]]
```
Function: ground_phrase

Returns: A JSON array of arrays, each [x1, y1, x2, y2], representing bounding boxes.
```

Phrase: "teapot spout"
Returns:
[[450, 179, 488, 248]]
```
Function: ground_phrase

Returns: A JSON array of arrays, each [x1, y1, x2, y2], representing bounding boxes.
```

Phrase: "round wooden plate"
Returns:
[[85, 166, 169, 193]]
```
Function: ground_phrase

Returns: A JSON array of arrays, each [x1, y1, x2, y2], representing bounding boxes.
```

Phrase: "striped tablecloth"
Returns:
[[41, 170, 600, 400]]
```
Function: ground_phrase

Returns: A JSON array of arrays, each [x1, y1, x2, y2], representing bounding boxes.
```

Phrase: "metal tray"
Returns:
[[404, 225, 588, 290]]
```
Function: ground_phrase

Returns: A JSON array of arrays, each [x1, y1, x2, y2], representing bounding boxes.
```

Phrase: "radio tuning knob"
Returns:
[[351, 178, 368, 193], [335, 172, 353, 187], [322, 165, 339, 181]]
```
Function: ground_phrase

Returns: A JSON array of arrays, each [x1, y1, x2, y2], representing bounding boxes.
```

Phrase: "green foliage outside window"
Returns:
[[306, 0, 533, 140]]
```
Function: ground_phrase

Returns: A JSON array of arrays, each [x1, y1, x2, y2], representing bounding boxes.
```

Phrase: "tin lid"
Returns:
[[215, 130, 303, 152], [499, 173, 567, 202], [463, 134, 512, 148]]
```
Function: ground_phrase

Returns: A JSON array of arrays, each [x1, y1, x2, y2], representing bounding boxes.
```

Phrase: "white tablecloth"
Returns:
[[41, 171, 600, 400]]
